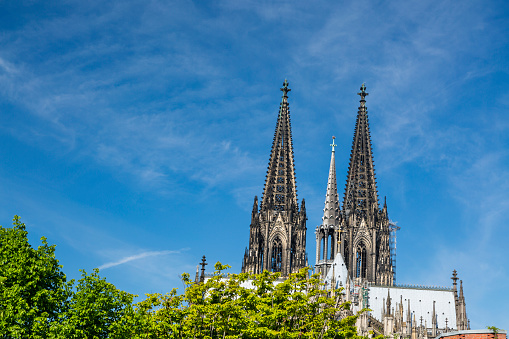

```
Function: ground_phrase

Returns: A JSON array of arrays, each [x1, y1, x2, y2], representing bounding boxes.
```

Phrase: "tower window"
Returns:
[[271, 237, 283, 272], [356, 243, 367, 279]]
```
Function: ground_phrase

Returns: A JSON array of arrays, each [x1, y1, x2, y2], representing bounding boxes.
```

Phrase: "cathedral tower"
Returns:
[[242, 80, 308, 277], [340, 84, 393, 285], [315, 137, 341, 278]]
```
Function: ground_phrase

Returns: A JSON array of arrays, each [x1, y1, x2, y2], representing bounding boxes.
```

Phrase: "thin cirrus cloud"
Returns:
[[98, 249, 184, 270]]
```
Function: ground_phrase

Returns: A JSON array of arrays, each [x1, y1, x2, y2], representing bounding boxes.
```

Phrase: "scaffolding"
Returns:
[[389, 220, 400, 284]]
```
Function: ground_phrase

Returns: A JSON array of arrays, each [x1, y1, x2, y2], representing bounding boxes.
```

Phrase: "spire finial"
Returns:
[[280, 79, 291, 98], [330, 136, 337, 152], [357, 83, 368, 107], [199, 255, 208, 282], [452, 269, 458, 288]]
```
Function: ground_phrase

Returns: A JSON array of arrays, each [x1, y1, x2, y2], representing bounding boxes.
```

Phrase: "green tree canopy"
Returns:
[[0, 216, 72, 338], [51, 269, 135, 338], [0, 216, 369, 339], [120, 263, 366, 339]]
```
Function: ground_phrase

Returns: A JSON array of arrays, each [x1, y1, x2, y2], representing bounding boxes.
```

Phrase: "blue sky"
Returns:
[[1, 0, 508, 330]]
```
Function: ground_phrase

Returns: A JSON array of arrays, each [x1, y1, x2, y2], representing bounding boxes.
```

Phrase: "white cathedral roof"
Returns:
[[323, 252, 349, 289], [369, 285, 457, 329], [322, 252, 458, 330]]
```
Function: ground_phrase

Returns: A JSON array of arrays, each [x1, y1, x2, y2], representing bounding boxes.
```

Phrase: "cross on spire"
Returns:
[[358, 83, 368, 98], [330, 136, 337, 152], [281, 79, 291, 97], [357, 83, 368, 108]]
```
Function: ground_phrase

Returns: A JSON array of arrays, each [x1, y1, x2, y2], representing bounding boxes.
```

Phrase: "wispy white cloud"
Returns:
[[0, 57, 19, 75], [98, 249, 184, 270]]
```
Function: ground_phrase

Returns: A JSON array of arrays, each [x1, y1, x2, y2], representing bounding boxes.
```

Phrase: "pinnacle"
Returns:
[[321, 137, 340, 228]]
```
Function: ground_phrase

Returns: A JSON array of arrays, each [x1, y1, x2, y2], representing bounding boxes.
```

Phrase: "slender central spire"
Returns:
[[323, 136, 340, 226], [315, 136, 341, 277]]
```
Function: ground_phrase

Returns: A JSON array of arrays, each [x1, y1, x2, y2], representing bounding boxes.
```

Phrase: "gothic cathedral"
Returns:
[[238, 80, 470, 334]]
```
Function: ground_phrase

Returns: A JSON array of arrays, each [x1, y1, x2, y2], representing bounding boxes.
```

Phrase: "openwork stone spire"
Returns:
[[315, 137, 341, 277], [343, 83, 379, 220], [242, 80, 307, 277], [339, 84, 393, 285], [323, 136, 340, 226], [260, 79, 299, 212]]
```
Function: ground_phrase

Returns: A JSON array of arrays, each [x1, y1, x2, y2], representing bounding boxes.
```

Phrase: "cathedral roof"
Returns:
[[369, 285, 457, 330], [324, 248, 349, 289]]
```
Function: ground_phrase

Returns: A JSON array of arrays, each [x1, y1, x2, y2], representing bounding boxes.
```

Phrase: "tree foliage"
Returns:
[[121, 263, 365, 339], [51, 269, 134, 338], [0, 216, 72, 338], [0, 216, 368, 339]]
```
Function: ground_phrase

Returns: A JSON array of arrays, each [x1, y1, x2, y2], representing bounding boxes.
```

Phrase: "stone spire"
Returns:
[[343, 83, 379, 220], [407, 299, 412, 326], [386, 289, 392, 316], [457, 280, 469, 330], [340, 84, 393, 285], [432, 300, 437, 337], [242, 80, 307, 277], [261, 79, 298, 212], [315, 136, 341, 277], [323, 136, 340, 227], [199, 255, 207, 283], [452, 270, 459, 319]]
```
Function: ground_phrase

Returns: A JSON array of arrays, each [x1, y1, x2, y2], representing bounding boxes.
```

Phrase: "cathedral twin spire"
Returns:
[[343, 83, 380, 220], [243, 81, 392, 284], [314, 83, 393, 285], [242, 80, 307, 277], [260, 79, 299, 212]]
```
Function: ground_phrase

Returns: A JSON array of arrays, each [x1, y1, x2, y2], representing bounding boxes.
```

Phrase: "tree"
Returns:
[[0, 216, 72, 338], [51, 269, 135, 339], [0, 216, 368, 338], [119, 263, 367, 339]]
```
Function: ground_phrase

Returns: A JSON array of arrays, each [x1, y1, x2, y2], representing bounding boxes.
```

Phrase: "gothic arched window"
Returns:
[[271, 237, 283, 272], [344, 242, 349, 270], [329, 233, 335, 260], [258, 237, 265, 273], [356, 242, 367, 279]]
